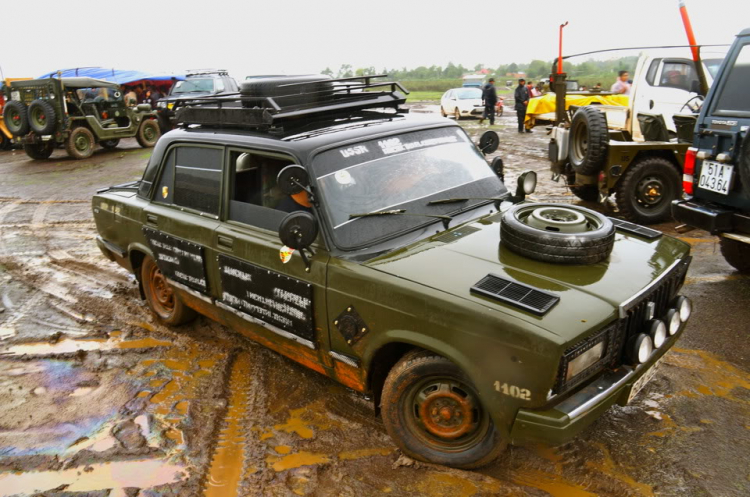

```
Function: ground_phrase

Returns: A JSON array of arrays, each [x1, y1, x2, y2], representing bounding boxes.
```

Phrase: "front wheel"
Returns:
[[614, 157, 681, 224], [565, 172, 599, 202], [454, 108, 461, 121], [140, 256, 197, 326], [381, 351, 505, 469], [136, 119, 161, 148], [719, 237, 750, 273], [65, 127, 95, 160], [100, 139, 120, 150]]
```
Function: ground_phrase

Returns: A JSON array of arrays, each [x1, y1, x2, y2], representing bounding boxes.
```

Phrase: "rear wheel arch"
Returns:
[[128, 247, 151, 299]]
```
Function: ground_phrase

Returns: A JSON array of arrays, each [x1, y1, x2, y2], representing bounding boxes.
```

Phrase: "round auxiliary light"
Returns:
[[648, 319, 667, 348], [665, 309, 681, 336], [523, 171, 538, 195], [676, 296, 691, 322], [631, 333, 653, 364]]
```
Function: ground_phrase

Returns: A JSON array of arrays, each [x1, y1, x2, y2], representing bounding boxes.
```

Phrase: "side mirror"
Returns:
[[279, 211, 318, 271], [277, 165, 309, 195], [512, 171, 537, 203], [478, 130, 500, 155], [490, 156, 505, 182]]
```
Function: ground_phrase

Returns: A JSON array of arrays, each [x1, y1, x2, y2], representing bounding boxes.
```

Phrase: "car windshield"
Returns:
[[312, 127, 505, 249], [456, 88, 482, 99], [171, 78, 215, 94], [76, 88, 122, 102]]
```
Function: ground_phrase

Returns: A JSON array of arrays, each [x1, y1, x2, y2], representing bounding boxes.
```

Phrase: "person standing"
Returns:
[[479, 78, 498, 125], [610, 71, 631, 95], [514, 78, 531, 133]]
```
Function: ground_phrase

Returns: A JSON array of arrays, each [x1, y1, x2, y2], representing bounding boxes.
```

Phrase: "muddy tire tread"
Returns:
[[569, 106, 609, 175]]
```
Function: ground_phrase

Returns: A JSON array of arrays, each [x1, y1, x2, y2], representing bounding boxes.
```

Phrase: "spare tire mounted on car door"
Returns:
[[569, 106, 609, 175], [501, 203, 615, 264]]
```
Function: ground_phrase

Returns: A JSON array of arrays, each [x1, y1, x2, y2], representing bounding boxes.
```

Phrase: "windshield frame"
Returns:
[[307, 124, 508, 251]]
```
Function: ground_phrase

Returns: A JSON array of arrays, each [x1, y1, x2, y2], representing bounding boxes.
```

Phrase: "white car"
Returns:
[[440, 87, 485, 120]]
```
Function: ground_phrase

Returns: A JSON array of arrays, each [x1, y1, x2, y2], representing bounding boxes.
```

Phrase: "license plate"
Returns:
[[628, 357, 663, 403], [698, 160, 734, 195]]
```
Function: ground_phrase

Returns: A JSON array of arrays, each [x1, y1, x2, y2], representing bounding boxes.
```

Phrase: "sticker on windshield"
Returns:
[[378, 135, 458, 155], [334, 170, 355, 185]]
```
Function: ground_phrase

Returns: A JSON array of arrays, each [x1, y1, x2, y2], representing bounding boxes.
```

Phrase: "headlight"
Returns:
[[675, 296, 691, 322], [665, 309, 680, 335], [630, 333, 653, 364], [648, 319, 667, 348], [565, 340, 605, 382], [157, 101, 167, 108]]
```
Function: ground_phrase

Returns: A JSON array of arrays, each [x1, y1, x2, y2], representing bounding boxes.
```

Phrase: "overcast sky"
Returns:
[[2, 0, 748, 80]]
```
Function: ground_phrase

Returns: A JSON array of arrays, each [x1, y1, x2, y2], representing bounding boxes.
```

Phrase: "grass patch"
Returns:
[[406, 91, 444, 102]]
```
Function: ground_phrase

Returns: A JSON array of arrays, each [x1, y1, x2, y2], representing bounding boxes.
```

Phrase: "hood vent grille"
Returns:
[[610, 218, 662, 240], [433, 226, 480, 243], [471, 274, 559, 316]]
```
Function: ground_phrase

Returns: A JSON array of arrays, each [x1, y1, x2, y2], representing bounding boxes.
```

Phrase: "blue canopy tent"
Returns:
[[37, 67, 185, 90]]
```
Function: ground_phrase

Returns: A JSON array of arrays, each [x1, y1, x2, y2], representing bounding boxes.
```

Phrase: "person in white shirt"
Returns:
[[610, 70, 631, 96]]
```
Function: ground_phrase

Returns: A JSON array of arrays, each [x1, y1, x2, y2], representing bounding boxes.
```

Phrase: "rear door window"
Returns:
[[174, 147, 223, 215], [713, 42, 750, 116]]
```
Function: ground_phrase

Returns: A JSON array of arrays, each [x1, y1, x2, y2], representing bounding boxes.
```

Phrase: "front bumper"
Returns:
[[509, 322, 686, 446], [672, 199, 750, 235]]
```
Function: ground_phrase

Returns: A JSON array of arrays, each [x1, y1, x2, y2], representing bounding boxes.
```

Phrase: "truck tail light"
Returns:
[[683, 147, 697, 194]]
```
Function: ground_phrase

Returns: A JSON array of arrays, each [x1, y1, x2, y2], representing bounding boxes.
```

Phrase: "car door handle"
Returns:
[[649, 100, 654, 109], [146, 214, 158, 226], [217, 235, 234, 249]]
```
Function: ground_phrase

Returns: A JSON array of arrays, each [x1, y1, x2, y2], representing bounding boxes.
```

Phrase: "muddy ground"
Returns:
[[0, 106, 748, 497]]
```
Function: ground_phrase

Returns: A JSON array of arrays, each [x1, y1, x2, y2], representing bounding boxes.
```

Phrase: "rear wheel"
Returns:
[[614, 157, 681, 224], [65, 127, 95, 160], [136, 119, 160, 148], [100, 139, 120, 150], [23, 141, 55, 160], [719, 238, 750, 273], [440, 106, 447, 118], [565, 172, 599, 202], [140, 256, 196, 325], [381, 351, 505, 469]]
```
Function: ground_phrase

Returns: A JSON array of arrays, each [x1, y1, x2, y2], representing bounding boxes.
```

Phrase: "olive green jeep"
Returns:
[[3, 77, 161, 160], [92, 75, 693, 468]]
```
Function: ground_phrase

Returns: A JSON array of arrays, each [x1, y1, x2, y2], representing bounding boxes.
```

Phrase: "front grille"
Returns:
[[471, 274, 559, 316], [555, 256, 691, 394]]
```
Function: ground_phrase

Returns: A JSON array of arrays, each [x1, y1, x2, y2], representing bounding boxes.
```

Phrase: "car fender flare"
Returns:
[[127, 243, 155, 300]]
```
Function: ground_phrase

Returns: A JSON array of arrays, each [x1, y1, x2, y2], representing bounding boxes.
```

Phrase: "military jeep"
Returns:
[[3, 77, 161, 160], [92, 75, 693, 468]]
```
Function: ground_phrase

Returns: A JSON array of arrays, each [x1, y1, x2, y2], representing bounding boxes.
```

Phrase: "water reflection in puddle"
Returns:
[[6, 336, 173, 356]]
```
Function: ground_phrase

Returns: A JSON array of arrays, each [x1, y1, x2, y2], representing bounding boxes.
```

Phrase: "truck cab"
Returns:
[[672, 28, 750, 273]]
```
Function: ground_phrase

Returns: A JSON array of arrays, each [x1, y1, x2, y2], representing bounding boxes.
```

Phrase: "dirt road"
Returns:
[[0, 110, 748, 496]]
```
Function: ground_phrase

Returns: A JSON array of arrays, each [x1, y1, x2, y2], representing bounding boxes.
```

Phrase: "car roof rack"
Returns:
[[185, 69, 229, 77], [174, 74, 409, 132]]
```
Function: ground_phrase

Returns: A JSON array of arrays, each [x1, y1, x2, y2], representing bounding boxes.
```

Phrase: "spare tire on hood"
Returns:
[[500, 203, 615, 265]]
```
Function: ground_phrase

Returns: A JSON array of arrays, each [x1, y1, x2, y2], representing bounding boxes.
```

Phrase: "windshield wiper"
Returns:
[[349, 209, 452, 229], [427, 196, 508, 209]]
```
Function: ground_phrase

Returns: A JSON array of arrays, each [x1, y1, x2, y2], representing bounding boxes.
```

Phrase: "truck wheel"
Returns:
[[614, 157, 680, 225], [28, 100, 57, 135], [381, 351, 505, 469], [568, 106, 609, 175], [3, 101, 29, 136], [500, 203, 615, 264], [23, 142, 55, 160], [565, 172, 599, 202], [719, 238, 750, 273], [65, 127, 95, 159], [141, 256, 197, 325], [100, 139, 120, 150], [136, 119, 160, 148]]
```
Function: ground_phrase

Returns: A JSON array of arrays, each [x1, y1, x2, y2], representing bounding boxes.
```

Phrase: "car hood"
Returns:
[[365, 213, 690, 341]]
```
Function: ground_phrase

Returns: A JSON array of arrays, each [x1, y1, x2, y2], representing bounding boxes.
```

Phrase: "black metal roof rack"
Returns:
[[174, 75, 409, 132]]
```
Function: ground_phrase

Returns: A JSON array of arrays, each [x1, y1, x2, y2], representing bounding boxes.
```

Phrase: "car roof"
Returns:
[[158, 113, 456, 163]]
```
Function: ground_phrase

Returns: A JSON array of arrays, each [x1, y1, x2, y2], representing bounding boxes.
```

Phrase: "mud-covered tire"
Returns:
[[614, 156, 681, 224], [501, 203, 615, 264], [565, 172, 599, 202], [136, 119, 160, 148], [719, 238, 750, 273], [140, 256, 197, 326], [240, 75, 332, 108], [100, 139, 120, 150], [28, 100, 57, 135], [569, 106, 609, 175], [381, 351, 505, 469], [3, 100, 29, 136], [65, 126, 95, 160], [440, 106, 447, 118], [454, 108, 461, 120], [23, 141, 55, 160]]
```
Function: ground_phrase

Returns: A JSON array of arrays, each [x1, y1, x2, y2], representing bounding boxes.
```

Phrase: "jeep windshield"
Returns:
[[171, 78, 215, 95], [312, 127, 507, 249]]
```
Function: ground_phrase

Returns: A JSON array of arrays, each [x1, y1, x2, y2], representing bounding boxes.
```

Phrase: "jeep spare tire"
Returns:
[[28, 100, 57, 135], [569, 106, 609, 175], [240, 75, 333, 108], [501, 203, 615, 265], [3, 100, 29, 136]]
